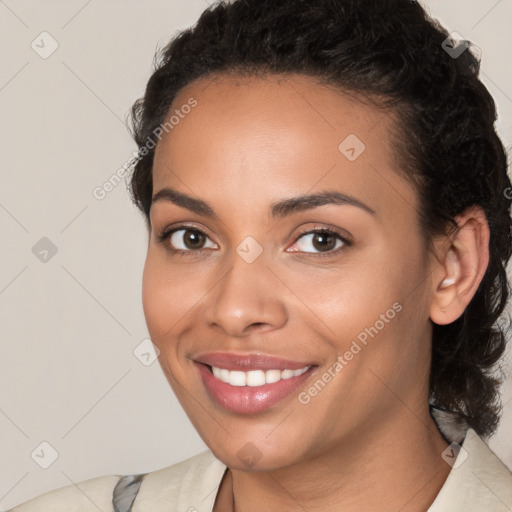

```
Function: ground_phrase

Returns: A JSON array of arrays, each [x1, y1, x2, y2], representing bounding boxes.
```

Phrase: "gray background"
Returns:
[[0, 0, 511, 509]]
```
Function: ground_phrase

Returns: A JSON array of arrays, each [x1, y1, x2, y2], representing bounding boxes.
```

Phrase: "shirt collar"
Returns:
[[428, 427, 512, 511]]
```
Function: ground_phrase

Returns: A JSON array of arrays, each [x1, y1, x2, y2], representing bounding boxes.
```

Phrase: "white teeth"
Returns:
[[246, 370, 266, 387], [210, 365, 310, 386], [229, 371, 247, 386], [281, 369, 296, 379], [265, 369, 282, 384]]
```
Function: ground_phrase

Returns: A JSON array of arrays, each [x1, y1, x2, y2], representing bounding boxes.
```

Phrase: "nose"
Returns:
[[203, 252, 288, 337]]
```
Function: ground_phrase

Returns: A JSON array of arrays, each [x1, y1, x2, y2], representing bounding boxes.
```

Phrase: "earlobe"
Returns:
[[429, 206, 490, 326]]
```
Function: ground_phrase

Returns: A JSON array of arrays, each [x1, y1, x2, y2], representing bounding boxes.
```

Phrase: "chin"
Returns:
[[202, 430, 309, 472]]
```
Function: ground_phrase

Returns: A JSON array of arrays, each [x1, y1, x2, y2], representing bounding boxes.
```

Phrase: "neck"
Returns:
[[225, 410, 451, 512]]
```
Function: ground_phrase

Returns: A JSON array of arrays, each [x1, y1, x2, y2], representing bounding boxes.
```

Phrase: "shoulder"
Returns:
[[429, 428, 512, 511], [8, 474, 122, 512], [132, 449, 227, 511], [8, 450, 227, 512]]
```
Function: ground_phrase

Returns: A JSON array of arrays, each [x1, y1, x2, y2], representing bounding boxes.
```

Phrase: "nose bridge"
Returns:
[[204, 243, 287, 335]]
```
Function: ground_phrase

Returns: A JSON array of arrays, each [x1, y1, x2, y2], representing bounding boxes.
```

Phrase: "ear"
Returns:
[[429, 205, 490, 325]]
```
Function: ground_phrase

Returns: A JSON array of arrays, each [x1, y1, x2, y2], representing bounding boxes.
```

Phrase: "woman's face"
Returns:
[[143, 73, 437, 470]]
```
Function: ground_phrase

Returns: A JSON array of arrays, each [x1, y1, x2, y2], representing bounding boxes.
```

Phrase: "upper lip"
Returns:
[[193, 352, 315, 371]]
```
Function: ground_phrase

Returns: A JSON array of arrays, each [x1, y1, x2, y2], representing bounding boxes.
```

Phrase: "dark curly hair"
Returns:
[[127, 0, 512, 436]]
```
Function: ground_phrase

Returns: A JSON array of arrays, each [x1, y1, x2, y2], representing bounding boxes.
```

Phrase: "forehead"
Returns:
[[151, 73, 418, 218]]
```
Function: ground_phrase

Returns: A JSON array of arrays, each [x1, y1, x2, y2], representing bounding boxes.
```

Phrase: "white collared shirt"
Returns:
[[9, 421, 512, 511]]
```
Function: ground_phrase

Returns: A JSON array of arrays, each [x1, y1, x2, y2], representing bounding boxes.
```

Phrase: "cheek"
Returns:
[[141, 250, 211, 344], [328, 246, 431, 377], [141, 252, 180, 343], [287, 255, 401, 344], [309, 249, 424, 365], [141, 255, 188, 385], [141, 256, 164, 338]]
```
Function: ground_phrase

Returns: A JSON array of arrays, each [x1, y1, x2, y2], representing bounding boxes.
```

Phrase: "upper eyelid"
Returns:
[[159, 223, 217, 244]]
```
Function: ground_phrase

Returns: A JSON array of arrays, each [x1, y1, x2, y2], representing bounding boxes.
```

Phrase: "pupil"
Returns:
[[185, 230, 204, 249], [313, 233, 334, 252]]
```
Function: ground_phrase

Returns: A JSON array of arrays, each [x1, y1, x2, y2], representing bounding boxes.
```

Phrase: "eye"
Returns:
[[157, 224, 351, 258], [157, 226, 217, 254], [288, 227, 351, 257]]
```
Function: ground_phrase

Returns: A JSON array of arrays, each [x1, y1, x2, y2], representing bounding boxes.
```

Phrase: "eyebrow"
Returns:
[[151, 187, 376, 219]]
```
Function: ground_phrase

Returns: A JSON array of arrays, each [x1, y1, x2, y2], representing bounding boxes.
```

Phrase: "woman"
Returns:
[[10, 0, 512, 510]]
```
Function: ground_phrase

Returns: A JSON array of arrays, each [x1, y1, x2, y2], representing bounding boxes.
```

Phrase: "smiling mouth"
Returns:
[[196, 362, 318, 414]]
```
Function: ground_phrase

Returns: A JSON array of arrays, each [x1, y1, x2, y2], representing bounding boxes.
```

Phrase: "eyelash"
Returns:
[[156, 224, 352, 259]]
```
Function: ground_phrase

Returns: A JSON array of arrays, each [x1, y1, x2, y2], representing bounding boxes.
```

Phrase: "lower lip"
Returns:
[[195, 362, 316, 414]]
